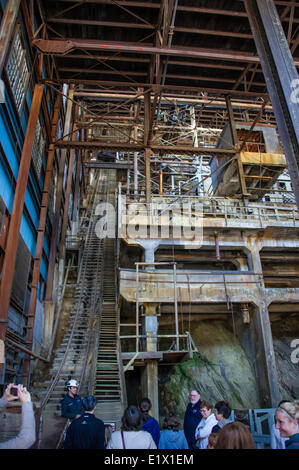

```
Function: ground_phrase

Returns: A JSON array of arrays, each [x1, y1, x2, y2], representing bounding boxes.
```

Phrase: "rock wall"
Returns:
[[159, 320, 260, 421], [271, 316, 299, 400], [159, 315, 299, 422]]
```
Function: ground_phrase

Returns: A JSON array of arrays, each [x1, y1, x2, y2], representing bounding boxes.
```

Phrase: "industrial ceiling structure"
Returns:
[[29, 0, 299, 205], [0, 0, 299, 443]]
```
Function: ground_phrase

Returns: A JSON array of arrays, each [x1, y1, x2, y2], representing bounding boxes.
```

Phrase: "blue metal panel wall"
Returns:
[[0, 5, 55, 295]]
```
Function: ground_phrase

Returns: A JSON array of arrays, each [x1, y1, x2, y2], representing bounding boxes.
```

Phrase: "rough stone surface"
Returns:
[[271, 316, 299, 400], [160, 320, 260, 421]]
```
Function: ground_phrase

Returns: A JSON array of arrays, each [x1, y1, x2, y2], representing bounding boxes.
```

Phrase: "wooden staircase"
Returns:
[[92, 174, 127, 426]]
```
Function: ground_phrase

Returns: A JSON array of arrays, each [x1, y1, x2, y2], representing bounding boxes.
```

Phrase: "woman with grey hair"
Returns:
[[275, 401, 299, 449]]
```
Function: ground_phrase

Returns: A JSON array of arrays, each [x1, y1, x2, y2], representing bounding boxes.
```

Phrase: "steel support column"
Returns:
[[0, 0, 21, 76], [145, 148, 151, 209], [0, 83, 44, 368], [142, 303, 159, 421], [22, 93, 62, 385], [134, 125, 138, 199], [44, 84, 74, 348], [244, 0, 299, 211], [59, 106, 78, 252]]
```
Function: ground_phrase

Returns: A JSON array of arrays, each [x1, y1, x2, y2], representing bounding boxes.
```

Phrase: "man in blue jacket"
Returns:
[[64, 395, 105, 449], [183, 390, 202, 449], [61, 379, 84, 420]]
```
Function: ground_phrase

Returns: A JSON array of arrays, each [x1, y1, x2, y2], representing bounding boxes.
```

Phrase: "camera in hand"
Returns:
[[10, 386, 18, 397]]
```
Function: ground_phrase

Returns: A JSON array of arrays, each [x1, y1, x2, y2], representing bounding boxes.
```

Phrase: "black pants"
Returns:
[[188, 442, 198, 450]]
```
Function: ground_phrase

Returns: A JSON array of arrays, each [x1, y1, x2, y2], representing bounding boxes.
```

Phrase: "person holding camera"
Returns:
[[0, 383, 36, 449]]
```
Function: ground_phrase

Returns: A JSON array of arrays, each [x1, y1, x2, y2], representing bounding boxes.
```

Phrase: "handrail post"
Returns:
[[136, 264, 139, 354], [173, 263, 179, 351]]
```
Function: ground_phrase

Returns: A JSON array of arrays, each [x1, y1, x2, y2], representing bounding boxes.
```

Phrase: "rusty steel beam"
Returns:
[[33, 38, 263, 64], [22, 93, 62, 385], [60, 53, 150, 63], [45, 0, 299, 19], [33, 38, 299, 67], [44, 79, 270, 98], [45, 17, 259, 40], [46, 17, 155, 30], [54, 140, 236, 156], [145, 148, 151, 208], [0, 0, 21, 75], [58, 67, 147, 77], [59, 66, 265, 88], [0, 84, 44, 350], [47, 51, 264, 73], [245, 0, 299, 211], [5, 338, 49, 363], [85, 162, 133, 169]]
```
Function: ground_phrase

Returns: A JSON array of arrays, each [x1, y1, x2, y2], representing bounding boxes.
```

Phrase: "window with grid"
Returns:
[[6, 27, 30, 113], [32, 118, 45, 180]]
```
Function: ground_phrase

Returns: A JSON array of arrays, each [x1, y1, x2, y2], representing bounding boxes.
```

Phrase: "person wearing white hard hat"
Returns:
[[61, 379, 84, 420]]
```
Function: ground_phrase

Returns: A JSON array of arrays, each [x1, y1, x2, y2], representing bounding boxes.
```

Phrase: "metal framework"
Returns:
[[0, 0, 298, 404]]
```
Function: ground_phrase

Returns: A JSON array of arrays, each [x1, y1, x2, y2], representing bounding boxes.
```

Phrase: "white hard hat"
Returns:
[[66, 379, 79, 388]]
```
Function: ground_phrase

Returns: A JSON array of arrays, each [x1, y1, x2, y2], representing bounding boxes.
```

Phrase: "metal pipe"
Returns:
[[215, 232, 221, 260], [5, 338, 49, 363], [173, 263, 179, 351]]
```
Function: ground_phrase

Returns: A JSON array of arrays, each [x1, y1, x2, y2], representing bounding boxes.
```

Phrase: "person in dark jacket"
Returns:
[[64, 395, 105, 449], [183, 390, 202, 449], [139, 397, 160, 448], [61, 379, 84, 420]]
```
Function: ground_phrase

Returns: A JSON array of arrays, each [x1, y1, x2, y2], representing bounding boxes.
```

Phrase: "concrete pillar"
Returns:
[[141, 361, 159, 420], [235, 257, 249, 271], [141, 303, 159, 421], [247, 237, 280, 407], [251, 300, 280, 407], [139, 241, 159, 269]]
